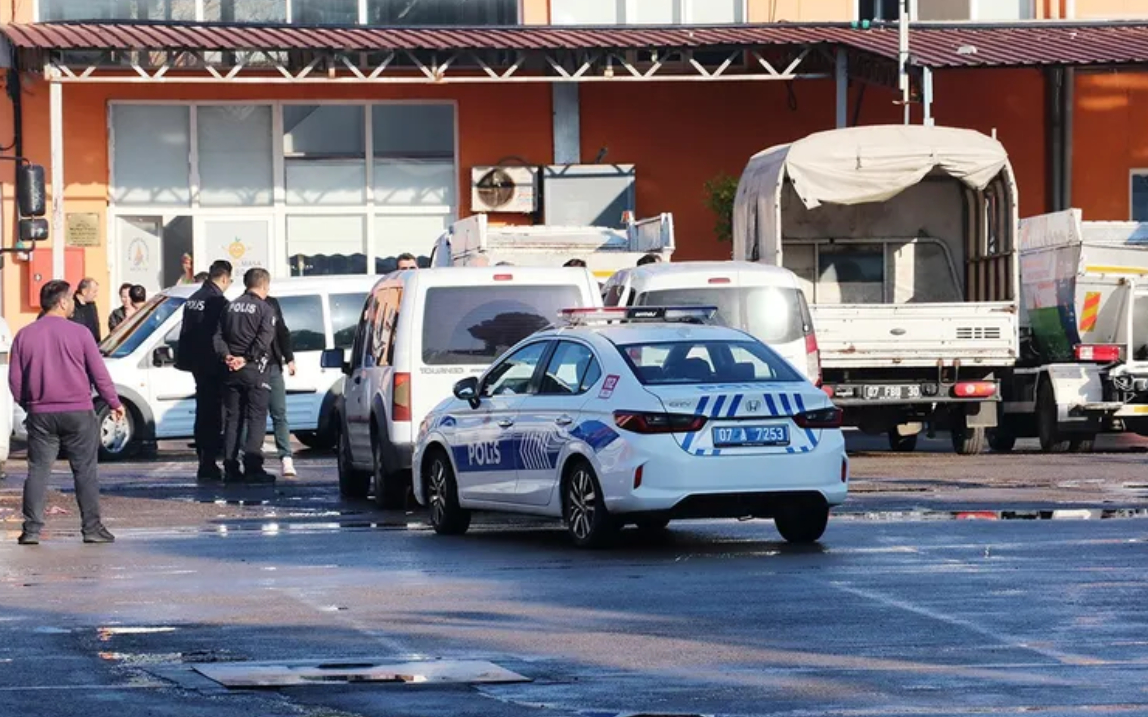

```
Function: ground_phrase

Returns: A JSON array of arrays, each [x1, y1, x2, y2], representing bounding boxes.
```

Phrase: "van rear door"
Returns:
[[407, 272, 599, 445]]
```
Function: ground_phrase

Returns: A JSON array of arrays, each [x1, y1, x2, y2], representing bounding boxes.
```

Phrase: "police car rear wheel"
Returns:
[[774, 500, 829, 544], [564, 462, 618, 549], [425, 451, 469, 536], [96, 402, 140, 462]]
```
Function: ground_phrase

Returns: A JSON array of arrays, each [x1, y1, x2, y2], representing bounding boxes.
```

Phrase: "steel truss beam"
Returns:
[[36, 44, 839, 84]]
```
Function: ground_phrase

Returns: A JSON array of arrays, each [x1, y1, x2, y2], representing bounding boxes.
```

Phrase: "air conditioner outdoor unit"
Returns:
[[471, 166, 539, 213]]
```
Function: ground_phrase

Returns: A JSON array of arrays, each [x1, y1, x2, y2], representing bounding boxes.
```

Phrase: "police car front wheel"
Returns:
[[424, 449, 470, 536]]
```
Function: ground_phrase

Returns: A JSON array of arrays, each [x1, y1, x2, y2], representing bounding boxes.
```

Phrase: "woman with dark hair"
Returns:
[[108, 282, 134, 333], [129, 285, 147, 309]]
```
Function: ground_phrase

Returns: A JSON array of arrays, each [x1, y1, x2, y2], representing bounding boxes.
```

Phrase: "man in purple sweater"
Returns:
[[9, 280, 123, 545]]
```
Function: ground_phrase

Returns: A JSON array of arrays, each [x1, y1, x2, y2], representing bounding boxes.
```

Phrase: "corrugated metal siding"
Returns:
[[5, 21, 1148, 69]]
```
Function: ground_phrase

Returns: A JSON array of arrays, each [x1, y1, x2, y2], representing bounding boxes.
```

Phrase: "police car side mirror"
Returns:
[[321, 348, 349, 374], [453, 377, 481, 409], [153, 345, 176, 367]]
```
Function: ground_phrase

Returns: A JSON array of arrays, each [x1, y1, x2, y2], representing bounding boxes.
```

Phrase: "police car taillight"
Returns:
[[614, 411, 707, 434]]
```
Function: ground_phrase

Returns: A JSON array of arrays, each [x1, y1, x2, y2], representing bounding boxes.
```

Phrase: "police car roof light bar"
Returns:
[[558, 306, 719, 325]]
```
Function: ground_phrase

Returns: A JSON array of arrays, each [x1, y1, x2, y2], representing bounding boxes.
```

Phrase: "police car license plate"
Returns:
[[712, 425, 790, 448]]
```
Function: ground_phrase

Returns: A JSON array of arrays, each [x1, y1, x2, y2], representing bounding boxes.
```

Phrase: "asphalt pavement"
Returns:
[[0, 434, 1146, 717]]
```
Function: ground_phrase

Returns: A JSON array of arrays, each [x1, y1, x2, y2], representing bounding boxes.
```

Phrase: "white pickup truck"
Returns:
[[429, 212, 675, 279], [733, 125, 1020, 454]]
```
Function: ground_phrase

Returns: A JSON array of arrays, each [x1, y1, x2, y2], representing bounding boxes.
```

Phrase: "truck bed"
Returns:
[[812, 303, 1018, 369]]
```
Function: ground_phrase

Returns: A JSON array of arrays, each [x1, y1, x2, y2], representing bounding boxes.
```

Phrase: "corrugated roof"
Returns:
[[6, 21, 1148, 69]]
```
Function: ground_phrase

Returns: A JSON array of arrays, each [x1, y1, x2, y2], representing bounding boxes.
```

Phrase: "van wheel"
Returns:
[[425, 449, 470, 536], [774, 499, 829, 543], [336, 423, 370, 499], [563, 461, 618, 549], [372, 438, 407, 510], [294, 431, 333, 451], [96, 401, 141, 462], [1037, 381, 1070, 453], [887, 430, 918, 452]]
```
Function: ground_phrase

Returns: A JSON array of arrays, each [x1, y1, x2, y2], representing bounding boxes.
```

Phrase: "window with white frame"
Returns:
[[109, 102, 457, 280], [41, 0, 519, 24], [550, 0, 744, 25], [1132, 172, 1148, 222], [910, 0, 1036, 21]]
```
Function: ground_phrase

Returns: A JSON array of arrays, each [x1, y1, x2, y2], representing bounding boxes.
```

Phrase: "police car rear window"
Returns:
[[421, 285, 581, 365], [638, 286, 806, 345], [617, 340, 803, 385]]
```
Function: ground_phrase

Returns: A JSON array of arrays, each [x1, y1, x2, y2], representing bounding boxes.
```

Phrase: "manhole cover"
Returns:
[[194, 659, 530, 688]]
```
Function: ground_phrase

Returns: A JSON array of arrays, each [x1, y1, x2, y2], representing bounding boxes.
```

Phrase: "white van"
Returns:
[[95, 276, 376, 461], [324, 266, 602, 507], [602, 261, 820, 383]]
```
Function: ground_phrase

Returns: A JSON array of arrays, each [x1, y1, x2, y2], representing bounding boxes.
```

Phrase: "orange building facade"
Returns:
[[0, 0, 1146, 329]]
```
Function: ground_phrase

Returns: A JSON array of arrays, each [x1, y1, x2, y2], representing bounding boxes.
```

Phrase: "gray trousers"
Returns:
[[238, 365, 290, 460], [23, 410, 102, 537]]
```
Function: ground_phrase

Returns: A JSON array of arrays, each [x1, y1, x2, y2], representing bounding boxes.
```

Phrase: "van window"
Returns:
[[350, 296, 373, 372], [278, 295, 326, 353], [370, 286, 403, 367], [422, 285, 582, 365], [638, 286, 805, 344], [330, 293, 368, 350], [99, 295, 185, 359]]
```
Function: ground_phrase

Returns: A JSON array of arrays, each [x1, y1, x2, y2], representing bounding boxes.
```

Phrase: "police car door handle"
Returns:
[[498, 419, 515, 428], [555, 415, 573, 426]]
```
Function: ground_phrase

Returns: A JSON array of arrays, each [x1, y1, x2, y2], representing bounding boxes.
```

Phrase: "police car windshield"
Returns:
[[638, 286, 806, 345], [617, 339, 803, 385], [99, 295, 186, 359]]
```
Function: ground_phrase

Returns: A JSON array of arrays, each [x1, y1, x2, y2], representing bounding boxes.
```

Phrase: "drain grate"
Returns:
[[194, 658, 530, 688]]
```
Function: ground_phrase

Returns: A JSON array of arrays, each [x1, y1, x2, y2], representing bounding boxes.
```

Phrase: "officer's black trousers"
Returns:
[[222, 364, 272, 470], [192, 370, 224, 467]]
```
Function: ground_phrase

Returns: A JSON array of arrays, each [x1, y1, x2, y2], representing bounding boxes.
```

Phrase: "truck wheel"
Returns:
[[887, 430, 918, 453], [986, 427, 1016, 453], [1069, 435, 1096, 453], [1037, 382, 1070, 453], [950, 411, 985, 455]]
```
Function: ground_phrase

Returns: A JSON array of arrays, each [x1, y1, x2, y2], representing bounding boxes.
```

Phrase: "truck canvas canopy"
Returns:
[[734, 125, 1014, 269]]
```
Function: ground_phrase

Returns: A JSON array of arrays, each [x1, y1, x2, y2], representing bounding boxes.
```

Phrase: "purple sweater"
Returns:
[[9, 315, 121, 415]]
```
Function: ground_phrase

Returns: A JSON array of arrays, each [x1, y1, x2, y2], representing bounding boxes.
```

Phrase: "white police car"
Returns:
[[413, 306, 848, 548]]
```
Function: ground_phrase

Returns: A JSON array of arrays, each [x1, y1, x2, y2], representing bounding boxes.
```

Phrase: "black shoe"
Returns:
[[17, 533, 39, 545], [242, 470, 276, 484], [83, 526, 116, 544], [197, 463, 223, 482], [223, 460, 244, 484]]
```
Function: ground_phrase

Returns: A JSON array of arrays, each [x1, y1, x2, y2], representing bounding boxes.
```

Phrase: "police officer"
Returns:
[[176, 260, 233, 481], [214, 268, 277, 483]]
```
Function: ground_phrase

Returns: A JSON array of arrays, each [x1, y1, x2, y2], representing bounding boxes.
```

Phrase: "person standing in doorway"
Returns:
[[9, 280, 122, 545], [396, 253, 419, 271], [241, 294, 297, 478], [71, 278, 101, 343], [215, 268, 277, 484], [178, 253, 196, 285], [108, 283, 134, 333], [176, 260, 233, 481]]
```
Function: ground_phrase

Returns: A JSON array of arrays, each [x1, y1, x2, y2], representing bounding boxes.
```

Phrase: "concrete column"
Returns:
[[49, 69, 64, 280], [552, 83, 581, 165]]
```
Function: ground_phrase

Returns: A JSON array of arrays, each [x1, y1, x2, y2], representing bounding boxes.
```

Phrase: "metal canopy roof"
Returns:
[[6, 21, 1148, 86], [7, 20, 1148, 68]]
